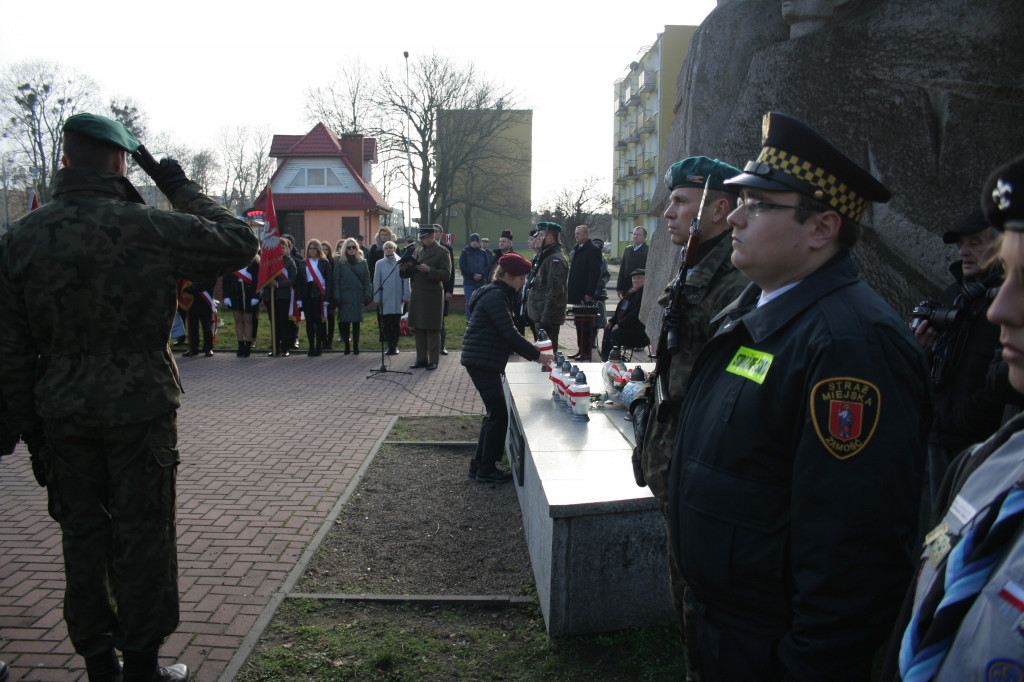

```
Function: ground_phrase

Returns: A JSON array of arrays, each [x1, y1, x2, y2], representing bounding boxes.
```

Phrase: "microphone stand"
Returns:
[[368, 255, 411, 378]]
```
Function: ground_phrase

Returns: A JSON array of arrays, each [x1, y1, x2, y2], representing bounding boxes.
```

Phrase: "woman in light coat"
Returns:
[[331, 237, 371, 354], [372, 240, 411, 355]]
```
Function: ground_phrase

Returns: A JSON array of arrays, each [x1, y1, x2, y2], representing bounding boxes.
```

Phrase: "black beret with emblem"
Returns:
[[62, 112, 140, 153], [982, 153, 1024, 233], [664, 156, 741, 192], [536, 221, 562, 233], [725, 112, 890, 223]]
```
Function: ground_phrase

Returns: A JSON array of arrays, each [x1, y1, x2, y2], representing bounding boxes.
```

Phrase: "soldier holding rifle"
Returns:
[[629, 156, 746, 681]]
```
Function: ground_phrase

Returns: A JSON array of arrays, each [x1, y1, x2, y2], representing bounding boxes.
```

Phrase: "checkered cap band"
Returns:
[[757, 146, 868, 222]]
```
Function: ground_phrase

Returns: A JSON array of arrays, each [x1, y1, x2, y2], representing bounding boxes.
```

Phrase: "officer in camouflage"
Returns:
[[0, 113, 259, 682], [629, 156, 746, 682], [524, 222, 569, 350]]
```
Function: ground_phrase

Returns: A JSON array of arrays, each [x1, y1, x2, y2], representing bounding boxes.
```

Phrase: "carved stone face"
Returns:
[[781, 0, 853, 37]]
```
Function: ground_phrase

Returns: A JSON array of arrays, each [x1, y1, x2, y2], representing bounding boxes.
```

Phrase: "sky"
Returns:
[[1, 0, 718, 218]]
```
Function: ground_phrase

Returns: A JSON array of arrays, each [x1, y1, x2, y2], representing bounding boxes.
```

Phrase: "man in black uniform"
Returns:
[[668, 112, 930, 681]]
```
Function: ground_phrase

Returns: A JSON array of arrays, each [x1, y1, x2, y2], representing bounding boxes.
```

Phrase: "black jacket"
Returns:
[[221, 260, 260, 312], [461, 280, 541, 373], [928, 263, 1006, 454], [608, 285, 645, 333], [669, 250, 930, 680], [617, 242, 648, 293], [298, 258, 333, 302], [185, 277, 217, 316], [567, 239, 602, 303]]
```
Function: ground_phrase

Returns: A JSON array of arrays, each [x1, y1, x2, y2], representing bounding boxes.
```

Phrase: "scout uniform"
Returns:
[[668, 112, 930, 680], [883, 153, 1024, 682]]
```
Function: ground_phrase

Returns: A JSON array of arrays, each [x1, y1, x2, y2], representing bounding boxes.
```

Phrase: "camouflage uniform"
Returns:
[[525, 242, 568, 350], [0, 167, 258, 657], [640, 231, 747, 681]]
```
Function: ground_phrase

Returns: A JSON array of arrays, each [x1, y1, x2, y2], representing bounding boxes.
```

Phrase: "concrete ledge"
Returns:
[[505, 362, 672, 636]]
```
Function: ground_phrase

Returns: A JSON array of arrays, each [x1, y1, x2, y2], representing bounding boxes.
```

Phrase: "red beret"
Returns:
[[498, 253, 532, 276]]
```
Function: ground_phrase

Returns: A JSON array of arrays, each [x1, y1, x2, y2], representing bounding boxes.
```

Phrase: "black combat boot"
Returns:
[[84, 649, 121, 681], [352, 323, 360, 355]]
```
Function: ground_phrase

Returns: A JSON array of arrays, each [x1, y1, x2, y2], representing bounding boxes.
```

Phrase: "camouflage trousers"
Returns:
[[40, 411, 180, 656], [660, 499, 704, 682]]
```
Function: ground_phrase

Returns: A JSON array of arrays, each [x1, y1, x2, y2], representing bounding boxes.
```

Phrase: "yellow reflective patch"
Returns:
[[725, 346, 774, 384]]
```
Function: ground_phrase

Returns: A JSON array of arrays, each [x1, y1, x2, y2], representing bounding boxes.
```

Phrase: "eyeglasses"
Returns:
[[734, 196, 812, 218], [346, 246, 358, 250]]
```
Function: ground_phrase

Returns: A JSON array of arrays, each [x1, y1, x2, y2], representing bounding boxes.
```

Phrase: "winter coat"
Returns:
[[331, 258, 371, 322], [567, 239, 603, 303], [372, 254, 410, 315], [459, 245, 491, 281], [404, 241, 452, 330], [461, 280, 541, 373]]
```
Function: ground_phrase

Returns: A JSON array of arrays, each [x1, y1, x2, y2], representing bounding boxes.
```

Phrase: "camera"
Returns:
[[910, 301, 964, 333]]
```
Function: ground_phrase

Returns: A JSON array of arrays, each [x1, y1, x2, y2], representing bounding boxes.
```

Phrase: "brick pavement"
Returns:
[[0, 348, 483, 682]]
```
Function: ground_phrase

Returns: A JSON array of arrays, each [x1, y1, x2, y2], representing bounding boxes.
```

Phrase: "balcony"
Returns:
[[638, 69, 657, 93], [638, 154, 656, 175], [625, 165, 639, 180], [639, 113, 657, 134], [615, 101, 628, 117], [612, 202, 627, 218], [615, 137, 627, 150]]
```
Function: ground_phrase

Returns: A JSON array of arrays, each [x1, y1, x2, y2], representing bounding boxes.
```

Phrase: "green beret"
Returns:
[[664, 156, 741, 192], [62, 113, 140, 153], [536, 221, 562, 233]]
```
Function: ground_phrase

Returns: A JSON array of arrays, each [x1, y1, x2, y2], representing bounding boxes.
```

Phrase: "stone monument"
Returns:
[[643, 0, 1024, 340]]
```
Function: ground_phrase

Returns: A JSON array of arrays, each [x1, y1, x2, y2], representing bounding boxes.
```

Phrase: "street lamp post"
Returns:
[[404, 50, 413, 237]]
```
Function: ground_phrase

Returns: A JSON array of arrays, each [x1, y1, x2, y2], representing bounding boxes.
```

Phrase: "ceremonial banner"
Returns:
[[256, 186, 284, 291]]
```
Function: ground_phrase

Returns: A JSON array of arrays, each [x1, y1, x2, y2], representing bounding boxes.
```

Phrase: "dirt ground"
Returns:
[[296, 416, 534, 597]]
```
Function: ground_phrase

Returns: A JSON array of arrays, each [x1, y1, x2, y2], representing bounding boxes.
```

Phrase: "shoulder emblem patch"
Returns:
[[986, 659, 1024, 682], [810, 377, 881, 460]]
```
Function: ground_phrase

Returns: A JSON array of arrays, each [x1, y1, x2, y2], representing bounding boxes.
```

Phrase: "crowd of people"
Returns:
[[3, 107, 1023, 682]]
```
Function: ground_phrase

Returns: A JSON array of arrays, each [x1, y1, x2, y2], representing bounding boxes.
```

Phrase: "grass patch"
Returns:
[[387, 415, 480, 442], [195, 310, 467, 352], [237, 599, 686, 681]]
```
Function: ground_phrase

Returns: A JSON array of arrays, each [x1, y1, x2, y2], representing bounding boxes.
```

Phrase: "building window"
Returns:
[[307, 168, 325, 185]]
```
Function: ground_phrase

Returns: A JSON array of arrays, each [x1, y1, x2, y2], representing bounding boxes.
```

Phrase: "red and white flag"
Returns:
[[256, 186, 285, 291]]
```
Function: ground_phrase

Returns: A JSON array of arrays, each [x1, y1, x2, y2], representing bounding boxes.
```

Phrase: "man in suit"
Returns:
[[566, 224, 603, 360]]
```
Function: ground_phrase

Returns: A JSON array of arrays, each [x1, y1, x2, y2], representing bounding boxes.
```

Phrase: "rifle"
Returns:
[[682, 174, 712, 270], [665, 175, 713, 353]]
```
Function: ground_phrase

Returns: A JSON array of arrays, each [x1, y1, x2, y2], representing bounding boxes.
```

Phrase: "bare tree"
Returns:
[[217, 125, 272, 213], [304, 59, 374, 135], [537, 177, 612, 237], [0, 60, 100, 202], [108, 96, 150, 186], [368, 52, 518, 225]]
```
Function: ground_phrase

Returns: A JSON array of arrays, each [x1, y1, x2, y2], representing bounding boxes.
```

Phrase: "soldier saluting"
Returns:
[[0, 113, 259, 682]]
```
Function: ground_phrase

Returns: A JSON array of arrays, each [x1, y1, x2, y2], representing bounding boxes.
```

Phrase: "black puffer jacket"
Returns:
[[461, 280, 540, 372]]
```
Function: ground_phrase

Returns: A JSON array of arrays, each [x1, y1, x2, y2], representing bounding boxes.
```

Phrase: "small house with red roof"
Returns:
[[254, 123, 390, 250]]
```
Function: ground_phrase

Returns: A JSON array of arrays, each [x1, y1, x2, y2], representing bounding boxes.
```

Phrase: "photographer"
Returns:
[[913, 210, 1010, 530]]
